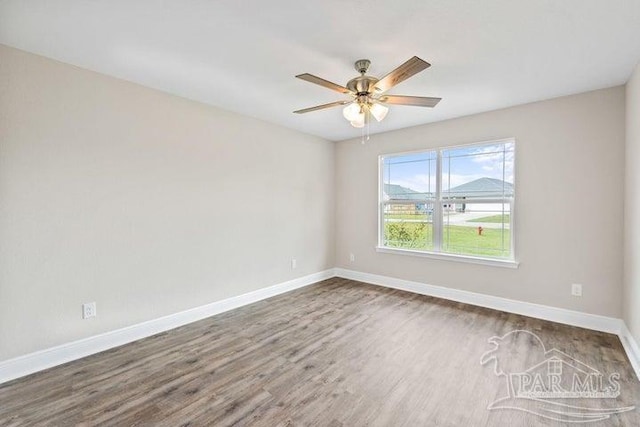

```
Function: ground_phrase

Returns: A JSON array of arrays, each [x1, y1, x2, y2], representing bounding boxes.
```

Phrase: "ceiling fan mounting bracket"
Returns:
[[354, 59, 371, 74]]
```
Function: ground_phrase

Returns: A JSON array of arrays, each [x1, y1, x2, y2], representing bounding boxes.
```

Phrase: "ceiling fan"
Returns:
[[294, 56, 441, 128]]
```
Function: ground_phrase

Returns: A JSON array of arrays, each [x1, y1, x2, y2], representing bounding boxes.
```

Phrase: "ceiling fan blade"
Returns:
[[379, 95, 441, 107], [295, 73, 352, 94], [293, 100, 350, 114], [373, 57, 431, 94]]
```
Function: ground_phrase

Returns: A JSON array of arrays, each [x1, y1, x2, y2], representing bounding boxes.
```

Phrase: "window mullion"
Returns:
[[434, 150, 443, 252]]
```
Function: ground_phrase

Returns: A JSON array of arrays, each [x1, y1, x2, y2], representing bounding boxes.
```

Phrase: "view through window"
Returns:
[[380, 139, 515, 261]]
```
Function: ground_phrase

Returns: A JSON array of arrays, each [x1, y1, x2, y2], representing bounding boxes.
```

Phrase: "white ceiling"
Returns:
[[1, 0, 640, 141]]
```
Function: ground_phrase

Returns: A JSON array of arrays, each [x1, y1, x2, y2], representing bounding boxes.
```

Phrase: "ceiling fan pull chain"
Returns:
[[366, 113, 371, 141]]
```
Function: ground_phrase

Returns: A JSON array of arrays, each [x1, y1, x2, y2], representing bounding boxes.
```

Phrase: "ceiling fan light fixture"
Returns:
[[369, 103, 389, 122], [350, 111, 365, 128], [342, 103, 361, 121]]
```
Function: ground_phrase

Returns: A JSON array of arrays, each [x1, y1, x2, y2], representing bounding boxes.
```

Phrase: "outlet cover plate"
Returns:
[[82, 302, 97, 319], [571, 284, 583, 297]]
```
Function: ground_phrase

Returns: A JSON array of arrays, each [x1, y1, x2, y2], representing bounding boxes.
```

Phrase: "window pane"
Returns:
[[379, 139, 515, 262], [442, 202, 511, 258], [383, 202, 434, 250], [442, 142, 514, 200], [383, 151, 437, 201]]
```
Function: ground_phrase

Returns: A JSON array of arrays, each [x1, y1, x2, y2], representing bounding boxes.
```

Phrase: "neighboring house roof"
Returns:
[[383, 184, 431, 201], [384, 178, 513, 201], [445, 177, 513, 198]]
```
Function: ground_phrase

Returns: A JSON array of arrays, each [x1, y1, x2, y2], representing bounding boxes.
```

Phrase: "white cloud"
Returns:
[[467, 144, 514, 184]]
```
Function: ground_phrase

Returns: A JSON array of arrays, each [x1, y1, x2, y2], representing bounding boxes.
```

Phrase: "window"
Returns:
[[379, 139, 515, 265]]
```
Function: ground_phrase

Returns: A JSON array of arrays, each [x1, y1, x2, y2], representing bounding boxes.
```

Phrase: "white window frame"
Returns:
[[376, 138, 518, 268]]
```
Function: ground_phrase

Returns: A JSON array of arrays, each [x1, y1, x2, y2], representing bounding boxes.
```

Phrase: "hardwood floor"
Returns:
[[1, 277, 639, 426]]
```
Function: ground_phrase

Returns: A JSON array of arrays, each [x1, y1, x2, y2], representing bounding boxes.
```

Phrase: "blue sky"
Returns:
[[383, 142, 514, 193]]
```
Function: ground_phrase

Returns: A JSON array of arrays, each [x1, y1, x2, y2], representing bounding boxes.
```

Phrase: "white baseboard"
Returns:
[[3, 267, 638, 385], [619, 323, 640, 381], [334, 268, 640, 381], [334, 268, 622, 333], [0, 269, 334, 385]]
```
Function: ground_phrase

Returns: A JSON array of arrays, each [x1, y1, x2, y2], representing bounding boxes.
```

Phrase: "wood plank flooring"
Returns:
[[1, 277, 639, 426]]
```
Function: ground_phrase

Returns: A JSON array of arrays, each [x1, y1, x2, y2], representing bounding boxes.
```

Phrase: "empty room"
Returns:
[[2, 1, 640, 425]]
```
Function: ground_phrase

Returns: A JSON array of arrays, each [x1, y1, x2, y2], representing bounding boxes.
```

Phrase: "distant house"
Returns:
[[445, 177, 514, 199], [383, 178, 513, 214], [383, 184, 432, 215], [445, 177, 513, 213]]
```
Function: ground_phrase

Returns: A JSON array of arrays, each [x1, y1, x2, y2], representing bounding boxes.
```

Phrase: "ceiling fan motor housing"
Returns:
[[346, 75, 379, 95]]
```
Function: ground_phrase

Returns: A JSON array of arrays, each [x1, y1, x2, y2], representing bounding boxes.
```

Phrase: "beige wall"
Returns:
[[336, 87, 625, 317], [0, 41, 631, 364], [0, 45, 335, 361], [624, 63, 640, 343]]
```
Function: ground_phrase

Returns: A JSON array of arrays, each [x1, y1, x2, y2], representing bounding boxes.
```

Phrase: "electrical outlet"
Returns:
[[349, 253, 355, 262], [82, 302, 97, 319], [571, 284, 583, 297], [291, 258, 297, 269]]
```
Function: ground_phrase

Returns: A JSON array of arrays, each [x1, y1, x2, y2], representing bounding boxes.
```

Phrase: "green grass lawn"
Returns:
[[384, 221, 510, 258], [467, 214, 510, 223]]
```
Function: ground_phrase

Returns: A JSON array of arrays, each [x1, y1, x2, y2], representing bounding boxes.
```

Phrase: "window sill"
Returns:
[[375, 246, 519, 269]]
